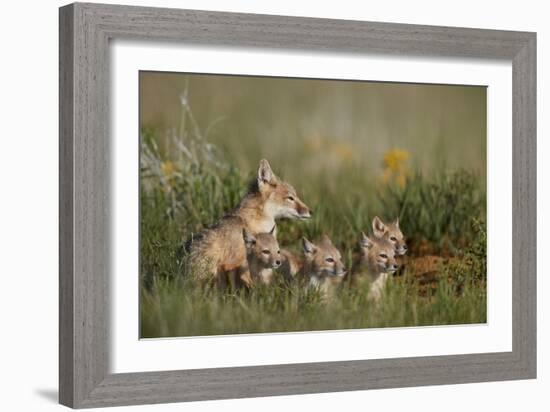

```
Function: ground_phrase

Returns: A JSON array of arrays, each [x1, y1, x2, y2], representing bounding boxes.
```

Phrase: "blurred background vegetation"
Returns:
[[141, 72, 486, 182], [139, 72, 487, 338]]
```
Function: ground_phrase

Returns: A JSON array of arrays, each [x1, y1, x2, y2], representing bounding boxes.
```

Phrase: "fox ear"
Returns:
[[242, 228, 256, 247], [269, 225, 276, 235], [258, 159, 275, 187], [360, 232, 374, 249], [320, 234, 333, 245], [372, 216, 387, 238], [302, 237, 317, 255], [394, 217, 400, 229]]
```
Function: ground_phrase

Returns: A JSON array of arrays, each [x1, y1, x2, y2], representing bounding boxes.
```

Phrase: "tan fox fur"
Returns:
[[241, 227, 282, 286], [187, 159, 311, 287], [279, 248, 302, 282], [300, 235, 347, 299], [352, 232, 399, 301], [372, 216, 407, 256]]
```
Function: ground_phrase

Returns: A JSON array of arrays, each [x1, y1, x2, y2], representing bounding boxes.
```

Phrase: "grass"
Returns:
[[141, 272, 486, 337], [139, 77, 487, 338]]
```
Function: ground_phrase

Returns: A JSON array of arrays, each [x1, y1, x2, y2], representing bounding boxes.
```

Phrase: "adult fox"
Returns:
[[187, 159, 311, 287]]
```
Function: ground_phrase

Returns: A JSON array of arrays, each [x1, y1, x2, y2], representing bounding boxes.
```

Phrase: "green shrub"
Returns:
[[378, 171, 486, 253], [444, 218, 487, 290]]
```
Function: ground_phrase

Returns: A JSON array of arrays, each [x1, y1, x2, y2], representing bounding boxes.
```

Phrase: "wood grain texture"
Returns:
[[512, 35, 537, 375], [60, 3, 110, 406], [59, 4, 74, 406], [59, 2, 537, 408]]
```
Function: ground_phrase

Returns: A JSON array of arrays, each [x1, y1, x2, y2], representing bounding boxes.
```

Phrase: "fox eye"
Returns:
[[277, 250, 281, 254], [325, 257, 335, 263], [262, 249, 270, 255], [390, 236, 397, 241], [286, 196, 295, 202], [379, 253, 388, 259]]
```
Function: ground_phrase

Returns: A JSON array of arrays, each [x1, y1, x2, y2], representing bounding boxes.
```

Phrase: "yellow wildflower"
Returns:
[[161, 160, 176, 177], [383, 148, 410, 172], [160, 160, 178, 192], [305, 133, 356, 163], [332, 142, 355, 162], [381, 148, 410, 188]]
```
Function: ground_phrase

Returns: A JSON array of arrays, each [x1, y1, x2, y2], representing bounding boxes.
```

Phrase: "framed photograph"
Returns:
[[59, 2, 536, 408]]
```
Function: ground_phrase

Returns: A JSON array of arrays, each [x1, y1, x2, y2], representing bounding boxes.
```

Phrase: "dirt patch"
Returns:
[[397, 255, 460, 297]]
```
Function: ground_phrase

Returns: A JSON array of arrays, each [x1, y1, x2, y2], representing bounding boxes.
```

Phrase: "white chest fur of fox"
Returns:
[[186, 159, 311, 287], [308, 273, 346, 299]]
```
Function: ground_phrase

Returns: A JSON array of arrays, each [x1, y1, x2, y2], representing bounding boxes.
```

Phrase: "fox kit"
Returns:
[[372, 216, 407, 255], [187, 159, 311, 287], [301, 235, 347, 299], [242, 227, 282, 286], [353, 232, 399, 301]]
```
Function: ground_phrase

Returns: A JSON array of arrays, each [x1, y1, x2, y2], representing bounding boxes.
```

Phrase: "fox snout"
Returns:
[[396, 244, 407, 255], [296, 200, 312, 219], [336, 259, 346, 274], [386, 262, 399, 272], [273, 259, 282, 268]]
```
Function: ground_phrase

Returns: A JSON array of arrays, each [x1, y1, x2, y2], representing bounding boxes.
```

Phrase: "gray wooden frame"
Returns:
[[59, 2, 536, 408]]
